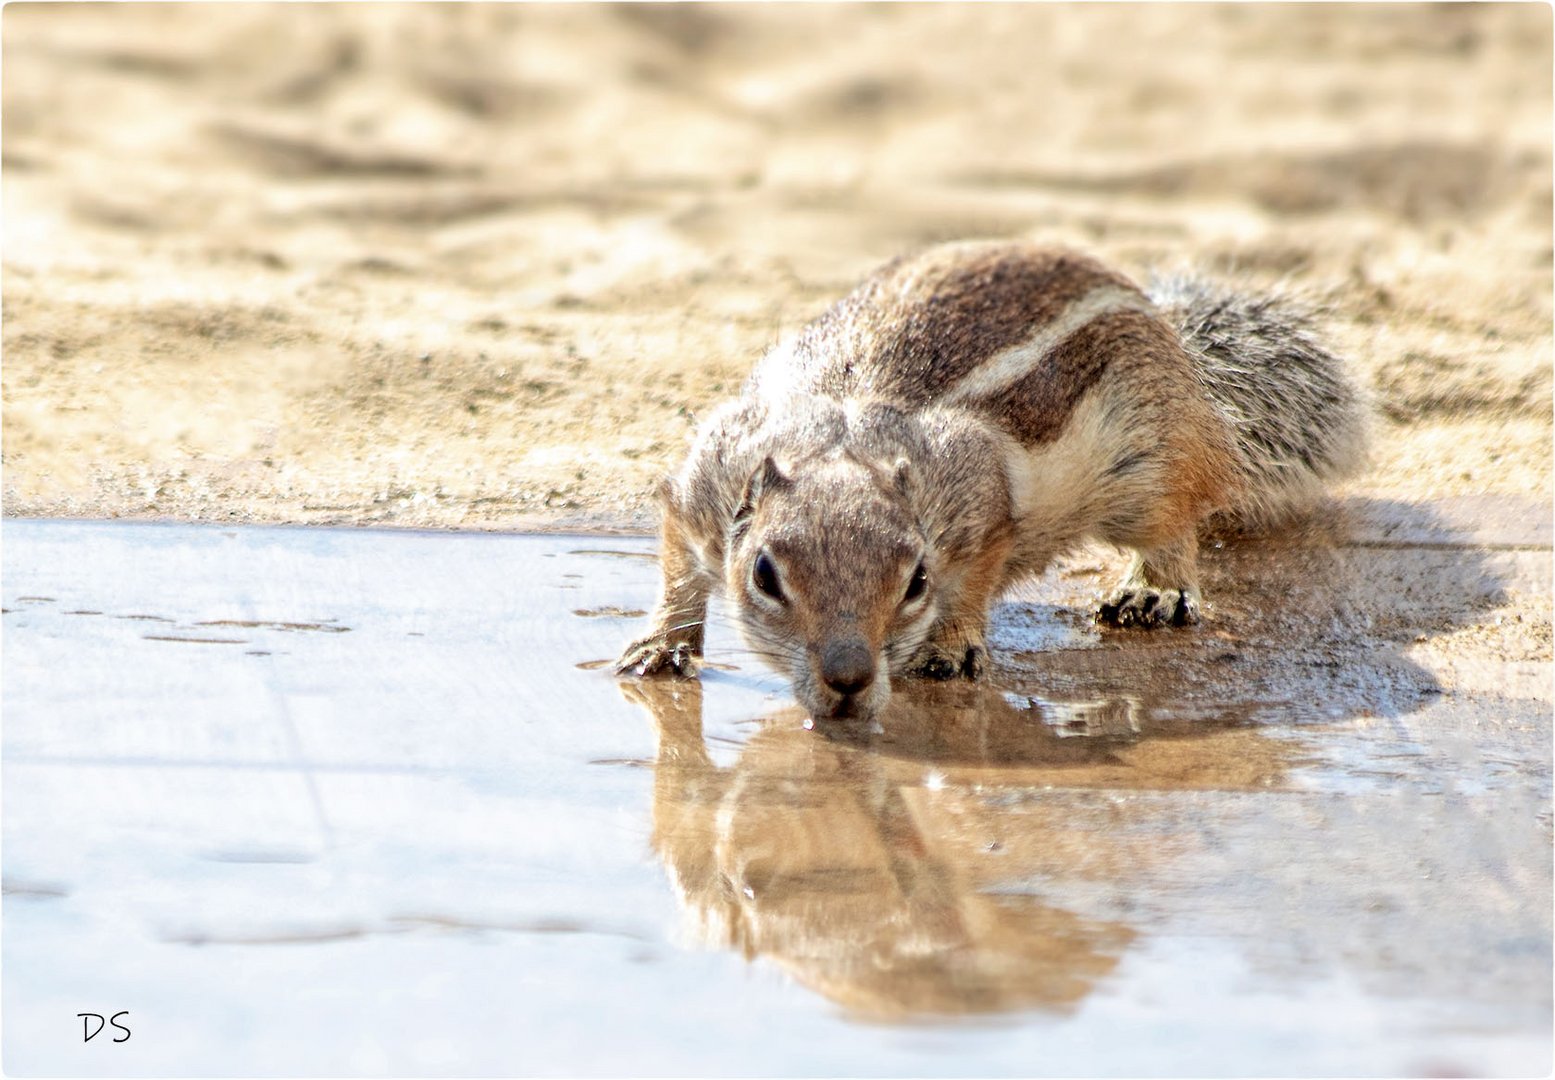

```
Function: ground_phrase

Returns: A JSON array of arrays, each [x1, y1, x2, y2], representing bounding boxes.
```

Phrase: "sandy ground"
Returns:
[[2, 3, 1550, 535]]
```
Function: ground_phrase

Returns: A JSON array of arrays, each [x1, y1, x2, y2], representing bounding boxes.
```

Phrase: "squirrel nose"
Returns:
[[820, 639, 876, 697]]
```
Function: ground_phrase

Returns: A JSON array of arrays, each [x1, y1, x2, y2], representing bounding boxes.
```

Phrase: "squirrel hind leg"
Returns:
[[1096, 534, 1202, 629]]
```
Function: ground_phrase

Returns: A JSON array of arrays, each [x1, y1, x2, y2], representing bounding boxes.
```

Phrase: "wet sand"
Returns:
[[3, 514, 1550, 1076]]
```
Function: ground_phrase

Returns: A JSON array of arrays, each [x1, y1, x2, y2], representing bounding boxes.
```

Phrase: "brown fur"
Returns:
[[759, 244, 1140, 406], [962, 309, 1162, 446], [618, 240, 1362, 719]]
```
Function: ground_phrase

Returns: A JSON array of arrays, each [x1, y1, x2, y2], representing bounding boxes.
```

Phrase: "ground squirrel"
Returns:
[[617, 240, 1368, 720]]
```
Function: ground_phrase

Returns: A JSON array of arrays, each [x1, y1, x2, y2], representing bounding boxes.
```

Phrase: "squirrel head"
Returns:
[[725, 450, 939, 722]]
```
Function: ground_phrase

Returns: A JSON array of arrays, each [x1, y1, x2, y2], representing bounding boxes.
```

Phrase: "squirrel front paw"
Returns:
[[906, 634, 988, 681], [1097, 586, 1200, 629], [615, 635, 702, 678]]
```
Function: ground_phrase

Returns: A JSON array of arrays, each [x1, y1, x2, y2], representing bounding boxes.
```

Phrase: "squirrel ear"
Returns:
[[735, 455, 790, 522]]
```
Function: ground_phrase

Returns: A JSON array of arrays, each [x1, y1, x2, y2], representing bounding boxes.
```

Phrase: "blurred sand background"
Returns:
[[2, 2, 1551, 530]]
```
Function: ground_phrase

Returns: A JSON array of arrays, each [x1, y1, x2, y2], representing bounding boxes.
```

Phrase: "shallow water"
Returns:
[[3, 517, 1550, 1076]]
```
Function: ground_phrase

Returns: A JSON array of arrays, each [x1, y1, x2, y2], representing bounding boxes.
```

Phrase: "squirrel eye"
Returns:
[[753, 552, 784, 602], [903, 561, 928, 603]]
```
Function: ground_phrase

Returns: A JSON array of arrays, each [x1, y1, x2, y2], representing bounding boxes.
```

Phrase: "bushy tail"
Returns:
[[1149, 274, 1371, 529]]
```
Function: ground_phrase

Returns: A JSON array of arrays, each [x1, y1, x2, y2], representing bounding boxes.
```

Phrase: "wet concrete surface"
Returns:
[[2, 508, 1550, 1076]]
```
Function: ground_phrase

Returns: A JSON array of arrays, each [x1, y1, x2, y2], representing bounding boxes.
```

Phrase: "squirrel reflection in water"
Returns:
[[621, 676, 1290, 1020]]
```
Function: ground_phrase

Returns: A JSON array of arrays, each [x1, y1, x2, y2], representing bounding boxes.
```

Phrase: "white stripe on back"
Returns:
[[943, 285, 1156, 405]]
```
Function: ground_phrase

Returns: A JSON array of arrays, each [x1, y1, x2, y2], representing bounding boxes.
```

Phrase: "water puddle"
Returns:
[[2, 880, 70, 900], [162, 914, 650, 948], [568, 547, 658, 562], [28, 604, 354, 647], [141, 634, 250, 645], [195, 619, 350, 634], [202, 849, 318, 865], [2, 515, 1548, 1076]]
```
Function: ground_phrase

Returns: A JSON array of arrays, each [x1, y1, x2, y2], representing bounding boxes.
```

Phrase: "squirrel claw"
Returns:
[[1097, 587, 1200, 629], [615, 639, 701, 679], [909, 643, 986, 681], [918, 655, 959, 680]]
